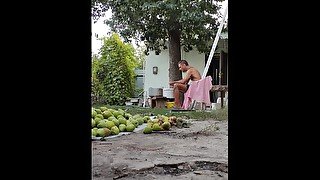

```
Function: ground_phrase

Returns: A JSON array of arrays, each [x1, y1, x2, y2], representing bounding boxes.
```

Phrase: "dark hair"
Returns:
[[178, 60, 189, 66]]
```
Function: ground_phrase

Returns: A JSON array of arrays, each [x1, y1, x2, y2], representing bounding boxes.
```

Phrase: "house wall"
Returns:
[[181, 50, 205, 79], [144, 47, 205, 96], [144, 50, 170, 93], [134, 69, 144, 89]]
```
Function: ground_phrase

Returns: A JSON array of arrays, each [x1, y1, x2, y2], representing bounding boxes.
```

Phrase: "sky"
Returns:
[[91, 0, 228, 55]]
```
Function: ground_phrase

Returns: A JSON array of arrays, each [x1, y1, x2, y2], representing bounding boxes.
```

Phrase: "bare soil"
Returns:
[[92, 119, 228, 180]]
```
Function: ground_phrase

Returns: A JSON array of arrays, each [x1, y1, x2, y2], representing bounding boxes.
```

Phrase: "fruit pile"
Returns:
[[143, 115, 177, 134], [92, 106, 189, 139], [91, 107, 150, 138]]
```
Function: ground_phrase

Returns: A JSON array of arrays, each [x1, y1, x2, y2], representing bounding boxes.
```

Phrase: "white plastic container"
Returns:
[[211, 103, 221, 110], [211, 103, 217, 110], [217, 97, 222, 104], [163, 87, 174, 99], [148, 87, 163, 97]]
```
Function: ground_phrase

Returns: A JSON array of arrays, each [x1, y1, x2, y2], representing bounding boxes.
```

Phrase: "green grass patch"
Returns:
[[92, 104, 228, 121]]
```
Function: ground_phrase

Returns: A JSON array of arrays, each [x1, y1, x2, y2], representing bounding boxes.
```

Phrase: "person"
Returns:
[[169, 60, 201, 109]]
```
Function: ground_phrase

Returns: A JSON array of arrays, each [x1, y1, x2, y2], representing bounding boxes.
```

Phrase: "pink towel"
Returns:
[[182, 76, 213, 109]]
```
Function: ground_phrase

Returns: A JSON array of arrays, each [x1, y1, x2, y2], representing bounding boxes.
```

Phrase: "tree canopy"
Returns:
[[92, 0, 225, 81]]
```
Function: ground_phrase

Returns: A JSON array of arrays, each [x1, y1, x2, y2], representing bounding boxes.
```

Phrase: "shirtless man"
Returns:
[[169, 60, 201, 109]]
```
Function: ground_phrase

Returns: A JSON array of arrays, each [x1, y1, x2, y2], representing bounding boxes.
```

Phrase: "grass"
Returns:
[[92, 103, 228, 121]]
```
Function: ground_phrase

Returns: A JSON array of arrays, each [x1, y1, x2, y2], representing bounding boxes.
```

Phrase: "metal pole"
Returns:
[[202, 4, 228, 79], [219, 50, 222, 85], [188, 3, 228, 110]]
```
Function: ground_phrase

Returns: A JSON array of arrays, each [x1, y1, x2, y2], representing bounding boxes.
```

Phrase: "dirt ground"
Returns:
[[92, 119, 228, 180]]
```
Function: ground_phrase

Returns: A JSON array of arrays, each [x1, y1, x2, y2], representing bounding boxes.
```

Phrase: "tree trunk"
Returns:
[[168, 29, 182, 82]]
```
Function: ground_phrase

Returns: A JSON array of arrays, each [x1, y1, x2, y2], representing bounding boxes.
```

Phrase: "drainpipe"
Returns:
[[142, 59, 147, 107], [219, 50, 222, 85]]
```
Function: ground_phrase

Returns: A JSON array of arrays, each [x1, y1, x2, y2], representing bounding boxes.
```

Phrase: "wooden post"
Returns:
[[220, 91, 224, 108]]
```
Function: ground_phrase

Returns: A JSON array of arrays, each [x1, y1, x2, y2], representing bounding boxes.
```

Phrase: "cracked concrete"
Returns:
[[92, 119, 228, 179]]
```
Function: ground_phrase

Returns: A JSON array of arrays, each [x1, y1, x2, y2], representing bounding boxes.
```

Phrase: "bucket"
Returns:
[[211, 103, 221, 110], [163, 88, 174, 98], [217, 97, 222, 104], [166, 102, 175, 109], [148, 87, 163, 97]]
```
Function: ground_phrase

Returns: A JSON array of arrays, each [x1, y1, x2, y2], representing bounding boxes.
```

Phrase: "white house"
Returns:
[[142, 32, 228, 100]]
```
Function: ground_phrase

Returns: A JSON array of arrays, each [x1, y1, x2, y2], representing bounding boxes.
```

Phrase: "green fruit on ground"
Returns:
[[118, 124, 126, 132], [95, 109, 102, 114], [112, 119, 120, 127], [117, 109, 125, 115], [136, 117, 144, 125], [176, 117, 183, 123], [108, 116, 117, 121], [126, 120, 132, 125], [118, 118, 127, 125], [95, 114, 104, 120], [126, 124, 135, 132], [152, 123, 163, 131], [143, 116, 150, 123], [106, 120, 115, 129], [147, 123, 153, 128], [133, 114, 142, 119], [96, 128, 110, 137], [124, 113, 132, 119], [92, 110, 97, 118], [169, 116, 177, 124], [94, 117, 102, 125], [111, 126, 120, 135], [112, 110, 122, 118], [161, 122, 171, 130], [100, 106, 108, 112], [162, 116, 169, 123], [108, 109, 115, 114], [152, 119, 159, 124], [92, 128, 98, 137], [104, 128, 111, 136], [130, 119, 139, 127], [102, 110, 113, 119], [143, 126, 153, 134], [92, 119, 96, 128], [97, 120, 108, 128], [117, 115, 125, 119]]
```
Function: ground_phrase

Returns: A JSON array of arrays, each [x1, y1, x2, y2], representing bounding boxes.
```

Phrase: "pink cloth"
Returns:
[[182, 76, 213, 109]]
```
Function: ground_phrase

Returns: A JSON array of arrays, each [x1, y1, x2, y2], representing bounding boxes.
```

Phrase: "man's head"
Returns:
[[178, 60, 189, 72]]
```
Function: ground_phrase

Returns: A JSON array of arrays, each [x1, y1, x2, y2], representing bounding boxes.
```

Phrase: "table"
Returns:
[[150, 96, 169, 108], [210, 85, 228, 108]]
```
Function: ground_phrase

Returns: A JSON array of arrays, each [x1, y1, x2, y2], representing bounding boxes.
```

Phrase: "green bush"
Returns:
[[92, 33, 138, 105]]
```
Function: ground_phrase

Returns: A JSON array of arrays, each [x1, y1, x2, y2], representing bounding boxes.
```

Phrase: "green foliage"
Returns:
[[92, 0, 225, 54], [92, 54, 106, 103], [134, 88, 144, 97], [92, 33, 138, 105], [134, 45, 146, 69]]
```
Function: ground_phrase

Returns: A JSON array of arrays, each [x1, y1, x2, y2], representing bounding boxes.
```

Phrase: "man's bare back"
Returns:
[[187, 67, 201, 82], [169, 60, 202, 109]]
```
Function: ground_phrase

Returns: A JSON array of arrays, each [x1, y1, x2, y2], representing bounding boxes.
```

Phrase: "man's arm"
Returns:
[[169, 69, 192, 85]]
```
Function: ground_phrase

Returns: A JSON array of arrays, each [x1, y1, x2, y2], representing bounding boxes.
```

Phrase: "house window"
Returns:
[[153, 66, 158, 74]]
